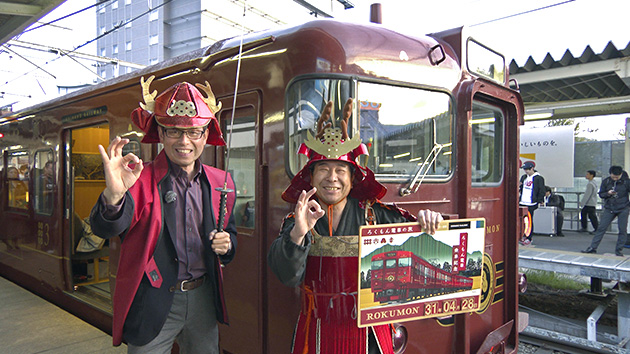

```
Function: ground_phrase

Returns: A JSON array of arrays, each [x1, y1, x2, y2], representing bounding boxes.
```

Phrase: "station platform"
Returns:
[[519, 228, 630, 346], [520, 229, 630, 282], [0, 276, 125, 353], [522, 228, 627, 255]]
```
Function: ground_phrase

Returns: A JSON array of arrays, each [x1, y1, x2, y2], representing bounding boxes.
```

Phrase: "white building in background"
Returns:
[[95, 0, 354, 79], [0, 0, 355, 113]]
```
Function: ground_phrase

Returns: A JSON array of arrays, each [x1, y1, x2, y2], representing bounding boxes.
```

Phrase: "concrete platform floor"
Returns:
[[0, 276, 126, 354], [522, 228, 627, 257]]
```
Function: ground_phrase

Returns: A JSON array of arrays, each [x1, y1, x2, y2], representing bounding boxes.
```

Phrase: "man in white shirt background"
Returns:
[[519, 161, 546, 245]]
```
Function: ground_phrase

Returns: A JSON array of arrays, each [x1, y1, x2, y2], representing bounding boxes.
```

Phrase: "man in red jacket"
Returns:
[[90, 77, 236, 353]]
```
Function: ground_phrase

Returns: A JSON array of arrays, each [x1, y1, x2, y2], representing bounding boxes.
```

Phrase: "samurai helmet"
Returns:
[[131, 75, 226, 145], [282, 98, 386, 203]]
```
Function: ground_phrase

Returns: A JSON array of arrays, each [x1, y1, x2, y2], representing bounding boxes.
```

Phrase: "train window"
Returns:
[[471, 101, 504, 184], [287, 79, 453, 181], [220, 106, 256, 229], [467, 39, 506, 84], [358, 82, 452, 179], [385, 259, 397, 269], [398, 257, 411, 267], [34, 150, 55, 215], [287, 79, 352, 174], [371, 260, 383, 270], [6, 151, 30, 210]]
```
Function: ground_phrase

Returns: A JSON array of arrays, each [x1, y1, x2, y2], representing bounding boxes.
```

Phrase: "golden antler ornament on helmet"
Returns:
[[195, 81, 223, 115], [139, 75, 157, 112]]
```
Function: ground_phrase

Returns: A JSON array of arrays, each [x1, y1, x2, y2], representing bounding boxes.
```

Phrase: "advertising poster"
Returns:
[[520, 125, 574, 188], [357, 219, 486, 327]]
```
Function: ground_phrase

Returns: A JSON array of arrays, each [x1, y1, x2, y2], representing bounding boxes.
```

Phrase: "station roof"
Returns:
[[0, 0, 65, 46], [509, 41, 630, 120]]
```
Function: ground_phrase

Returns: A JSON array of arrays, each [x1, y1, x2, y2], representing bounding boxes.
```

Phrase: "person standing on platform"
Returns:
[[89, 77, 237, 353], [267, 98, 442, 354], [582, 165, 630, 257], [544, 186, 565, 236], [578, 170, 599, 234], [519, 161, 545, 245]]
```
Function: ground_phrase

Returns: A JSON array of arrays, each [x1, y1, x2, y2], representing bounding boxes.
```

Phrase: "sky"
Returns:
[[2, 0, 629, 139], [0, 1, 96, 107], [337, 0, 630, 65]]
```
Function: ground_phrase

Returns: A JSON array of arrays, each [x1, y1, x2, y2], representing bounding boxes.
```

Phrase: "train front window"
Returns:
[[471, 100, 504, 184], [398, 257, 411, 267], [371, 260, 383, 270], [385, 259, 397, 269], [287, 79, 453, 181]]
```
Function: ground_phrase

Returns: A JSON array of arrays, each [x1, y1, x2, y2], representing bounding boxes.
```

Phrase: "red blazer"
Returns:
[[90, 151, 236, 346]]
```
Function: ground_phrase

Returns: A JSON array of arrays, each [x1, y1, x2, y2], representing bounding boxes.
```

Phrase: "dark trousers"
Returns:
[[581, 206, 599, 230], [589, 207, 630, 253], [556, 211, 564, 235], [127, 279, 218, 354]]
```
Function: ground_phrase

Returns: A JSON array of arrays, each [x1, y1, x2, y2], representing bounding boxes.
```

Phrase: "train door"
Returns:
[[62, 123, 113, 311], [213, 91, 264, 353], [465, 88, 521, 351]]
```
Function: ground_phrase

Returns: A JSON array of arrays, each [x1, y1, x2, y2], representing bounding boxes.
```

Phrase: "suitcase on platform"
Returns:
[[533, 206, 557, 235]]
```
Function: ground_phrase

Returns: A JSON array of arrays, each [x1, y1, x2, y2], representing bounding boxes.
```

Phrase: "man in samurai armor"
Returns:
[[90, 76, 237, 353], [268, 98, 442, 354]]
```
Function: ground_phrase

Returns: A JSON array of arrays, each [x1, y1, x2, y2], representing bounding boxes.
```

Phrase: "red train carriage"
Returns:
[[371, 250, 474, 303], [0, 19, 525, 353]]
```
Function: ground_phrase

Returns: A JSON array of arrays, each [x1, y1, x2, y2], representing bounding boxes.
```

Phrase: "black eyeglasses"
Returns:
[[162, 127, 206, 140]]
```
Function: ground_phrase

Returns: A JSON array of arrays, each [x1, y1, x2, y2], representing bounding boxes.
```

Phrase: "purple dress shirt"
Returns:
[[102, 159, 207, 281]]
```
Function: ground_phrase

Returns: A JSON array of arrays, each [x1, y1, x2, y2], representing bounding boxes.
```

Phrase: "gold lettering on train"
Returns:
[[37, 222, 50, 247], [485, 224, 500, 234], [61, 106, 108, 123], [365, 306, 420, 320]]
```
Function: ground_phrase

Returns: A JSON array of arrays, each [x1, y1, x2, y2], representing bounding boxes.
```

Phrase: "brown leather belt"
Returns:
[[171, 275, 205, 292]]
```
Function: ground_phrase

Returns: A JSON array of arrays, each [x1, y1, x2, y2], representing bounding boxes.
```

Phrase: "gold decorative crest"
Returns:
[[304, 127, 362, 159]]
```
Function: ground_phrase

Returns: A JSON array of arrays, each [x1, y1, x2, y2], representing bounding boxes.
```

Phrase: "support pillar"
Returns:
[[617, 287, 630, 348], [625, 117, 630, 173]]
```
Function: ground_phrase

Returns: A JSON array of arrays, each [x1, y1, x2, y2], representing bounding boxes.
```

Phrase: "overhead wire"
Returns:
[[1, 0, 580, 106], [1, 0, 288, 106], [20, 0, 114, 34], [1, 0, 174, 89], [470, 0, 575, 27]]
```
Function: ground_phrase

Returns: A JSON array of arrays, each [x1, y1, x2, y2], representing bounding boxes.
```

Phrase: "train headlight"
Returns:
[[393, 323, 408, 353]]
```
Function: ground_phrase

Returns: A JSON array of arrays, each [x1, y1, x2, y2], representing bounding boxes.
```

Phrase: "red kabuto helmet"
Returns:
[[131, 76, 226, 145], [281, 99, 386, 203]]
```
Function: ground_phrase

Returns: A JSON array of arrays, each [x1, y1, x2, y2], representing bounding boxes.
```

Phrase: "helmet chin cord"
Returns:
[[324, 199, 345, 236]]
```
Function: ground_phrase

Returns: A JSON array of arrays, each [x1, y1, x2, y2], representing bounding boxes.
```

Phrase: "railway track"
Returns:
[[518, 326, 629, 354]]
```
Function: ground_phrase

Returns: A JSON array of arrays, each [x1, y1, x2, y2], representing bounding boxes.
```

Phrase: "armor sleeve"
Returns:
[[267, 215, 312, 287]]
